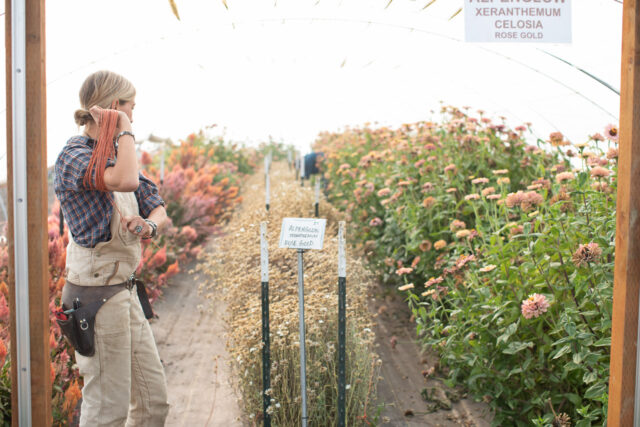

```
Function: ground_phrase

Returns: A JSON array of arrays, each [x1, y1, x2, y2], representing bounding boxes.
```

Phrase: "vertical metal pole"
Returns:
[[287, 149, 292, 170], [297, 249, 308, 427], [337, 222, 347, 426], [295, 154, 299, 181], [265, 168, 270, 212], [260, 222, 271, 427], [11, 0, 31, 423], [160, 142, 165, 185], [314, 179, 320, 218], [300, 153, 305, 187]]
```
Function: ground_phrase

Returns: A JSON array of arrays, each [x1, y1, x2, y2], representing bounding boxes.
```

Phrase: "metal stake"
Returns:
[[297, 248, 308, 427], [265, 168, 270, 212], [261, 223, 271, 426], [338, 222, 347, 426], [314, 179, 320, 217], [300, 153, 305, 187]]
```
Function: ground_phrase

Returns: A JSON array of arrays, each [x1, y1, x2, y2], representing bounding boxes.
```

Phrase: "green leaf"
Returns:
[[503, 341, 533, 355], [552, 344, 572, 360], [594, 337, 611, 347], [584, 382, 607, 400], [497, 323, 518, 345], [564, 393, 582, 406], [583, 371, 598, 384]]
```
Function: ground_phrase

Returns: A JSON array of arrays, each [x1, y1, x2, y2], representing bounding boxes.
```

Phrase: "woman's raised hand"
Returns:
[[88, 105, 132, 133]]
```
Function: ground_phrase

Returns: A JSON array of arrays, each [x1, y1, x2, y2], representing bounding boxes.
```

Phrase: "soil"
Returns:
[[151, 254, 243, 426], [369, 280, 494, 426]]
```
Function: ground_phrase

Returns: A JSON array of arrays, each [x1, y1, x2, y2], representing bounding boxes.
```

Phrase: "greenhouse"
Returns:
[[0, 0, 635, 426]]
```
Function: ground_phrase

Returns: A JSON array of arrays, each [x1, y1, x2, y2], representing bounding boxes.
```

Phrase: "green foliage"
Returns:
[[314, 106, 617, 424]]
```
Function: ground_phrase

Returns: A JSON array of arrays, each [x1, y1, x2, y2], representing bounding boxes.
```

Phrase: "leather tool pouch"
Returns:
[[135, 278, 154, 320], [57, 282, 129, 357]]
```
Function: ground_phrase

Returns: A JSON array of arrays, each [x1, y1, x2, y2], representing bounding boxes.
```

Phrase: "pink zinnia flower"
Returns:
[[572, 242, 602, 267], [471, 177, 489, 185], [487, 194, 501, 200], [433, 240, 447, 250], [444, 164, 457, 173], [521, 294, 550, 319], [465, 194, 480, 201], [590, 166, 611, 178], [607, 147, 619, 160], [450, 220, 466, 231], [369, 217, 383, 227], [605, 124, 619, 142], [555, 172, 575, 183]]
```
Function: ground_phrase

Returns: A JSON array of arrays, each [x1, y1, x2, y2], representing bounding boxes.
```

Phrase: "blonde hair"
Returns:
[[74, 70, 136, 126]]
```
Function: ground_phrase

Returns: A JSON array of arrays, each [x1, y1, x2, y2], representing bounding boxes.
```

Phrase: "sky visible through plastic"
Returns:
[[0, 0, 623, 181]]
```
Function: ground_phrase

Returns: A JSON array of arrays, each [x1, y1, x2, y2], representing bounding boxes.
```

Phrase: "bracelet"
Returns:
[[116, 131, 135, 144], [142, 219, 157, 239]]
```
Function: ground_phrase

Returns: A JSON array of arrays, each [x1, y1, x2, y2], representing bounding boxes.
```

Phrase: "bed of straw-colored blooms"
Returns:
[[0, 132, 254, 425], [199, 160, 381, 426], [314, 106, 618, 426]]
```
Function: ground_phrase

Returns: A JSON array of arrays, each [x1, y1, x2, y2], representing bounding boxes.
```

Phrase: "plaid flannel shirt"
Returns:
[[54, 135, 165, 248]]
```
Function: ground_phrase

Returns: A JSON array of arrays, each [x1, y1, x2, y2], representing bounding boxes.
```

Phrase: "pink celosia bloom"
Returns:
[[444, 164, 457, 173], [605, 124, 619, 142], [487, 194, 502, 200], [422, 182, 434, 192], [465, 194, 480, 201], [590, 166, 611, 178], [396, 267, 414, 275], [424, 276, 444, 288], [414, 159, 426, 168], [521, 294, 550, 319], [555, 172, 575, 183], [369, 217, 383, 227]]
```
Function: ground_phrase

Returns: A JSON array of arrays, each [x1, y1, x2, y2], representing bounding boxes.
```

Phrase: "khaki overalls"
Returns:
[[63, 191, 170, 426]]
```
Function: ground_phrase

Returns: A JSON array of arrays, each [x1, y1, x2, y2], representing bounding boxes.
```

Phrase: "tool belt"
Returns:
[[55, 276, 154, 357]]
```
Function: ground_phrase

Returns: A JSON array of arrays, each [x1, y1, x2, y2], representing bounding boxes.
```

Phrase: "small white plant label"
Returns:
[[279, 218, 326, 250]]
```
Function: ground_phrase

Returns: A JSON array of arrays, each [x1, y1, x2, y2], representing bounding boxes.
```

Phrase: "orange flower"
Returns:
[[166, 261, 180, 277], [0, 339, 7, 366], [422, 197, 436, 208], [63, 380, 83, 417]]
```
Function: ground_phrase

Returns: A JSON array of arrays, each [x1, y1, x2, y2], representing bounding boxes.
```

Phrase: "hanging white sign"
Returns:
[[279, 218, 326, 250], [465, 0, 572, 44]]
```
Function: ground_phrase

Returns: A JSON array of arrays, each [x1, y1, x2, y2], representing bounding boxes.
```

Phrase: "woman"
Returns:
[[54, 70, 170, 426]]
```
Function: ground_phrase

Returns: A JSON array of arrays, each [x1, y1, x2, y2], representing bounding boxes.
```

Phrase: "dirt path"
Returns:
[[370, 282, 493, 426], [151, 253, 243, 426]]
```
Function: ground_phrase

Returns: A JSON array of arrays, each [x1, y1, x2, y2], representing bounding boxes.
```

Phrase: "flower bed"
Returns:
[[201, 161, 380, 425], [314, 106, 617, 425], [0, 132, 255, 425]]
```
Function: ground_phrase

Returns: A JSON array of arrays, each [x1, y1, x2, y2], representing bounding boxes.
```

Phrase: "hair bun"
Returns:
[[74, 108, 92, 126]]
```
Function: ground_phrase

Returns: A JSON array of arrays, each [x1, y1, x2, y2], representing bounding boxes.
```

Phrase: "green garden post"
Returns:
[[260, 222, 271, 426], [338, 221, 346, 426]]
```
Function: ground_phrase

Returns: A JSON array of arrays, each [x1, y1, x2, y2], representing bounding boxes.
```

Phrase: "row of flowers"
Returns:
[[0, 131, 259, 425], [313, 106, 617, 426]]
